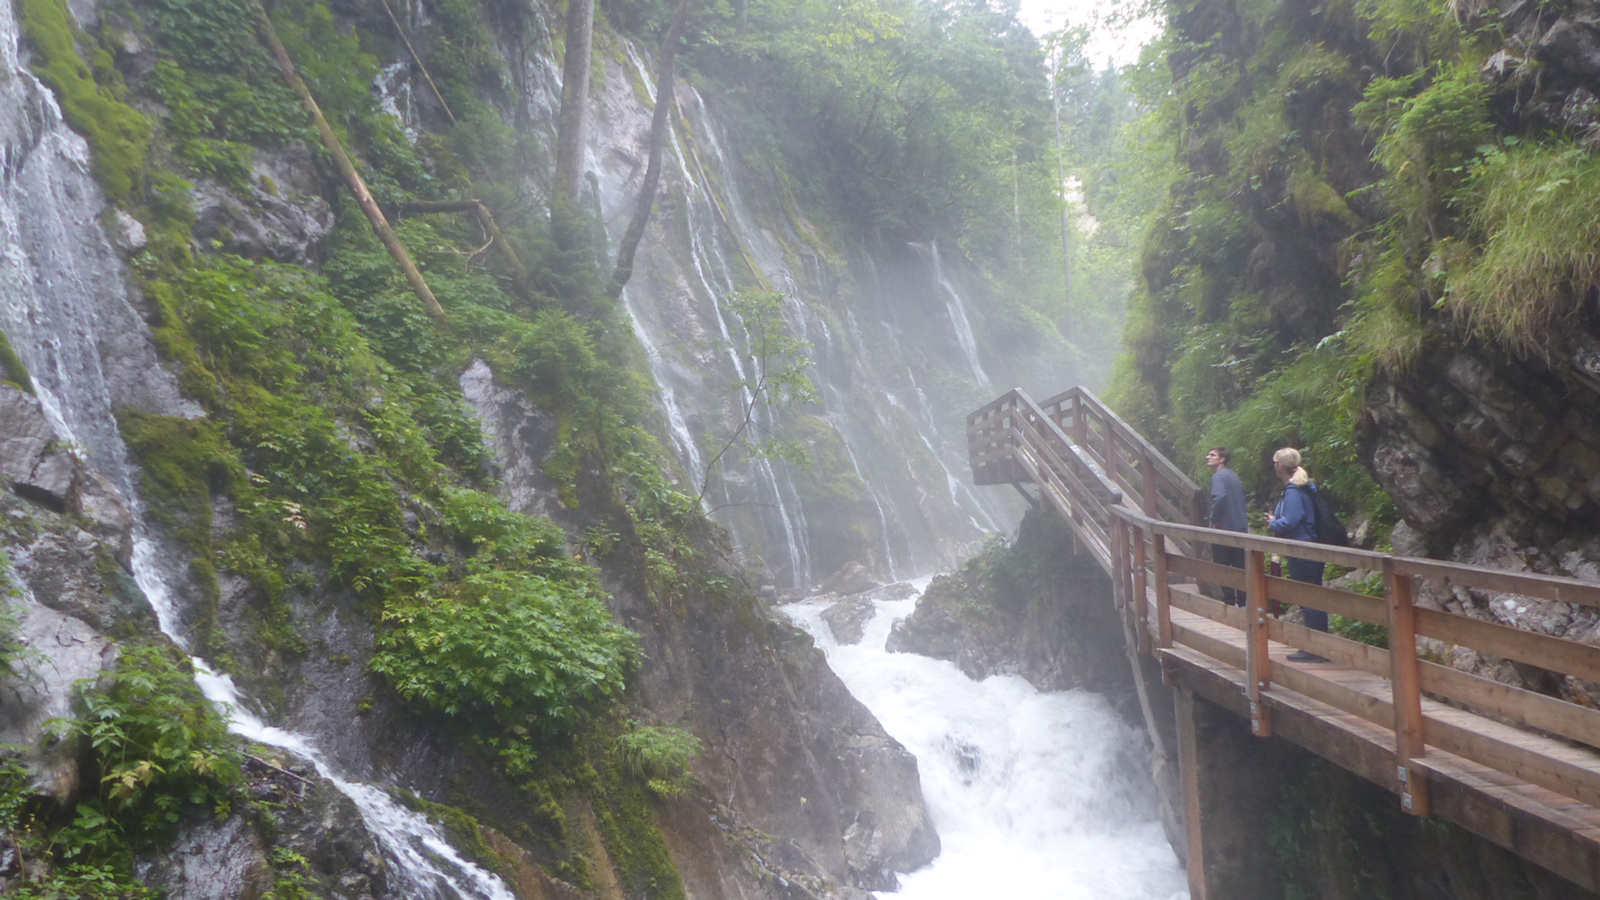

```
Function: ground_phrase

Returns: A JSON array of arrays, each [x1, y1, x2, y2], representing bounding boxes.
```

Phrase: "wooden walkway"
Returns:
[[968, 386, 1600, 896]]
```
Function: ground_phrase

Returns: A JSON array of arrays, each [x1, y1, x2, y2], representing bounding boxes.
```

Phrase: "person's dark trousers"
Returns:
[[1287, 556, 1328, 632], [1212, 543, 1245, 606]]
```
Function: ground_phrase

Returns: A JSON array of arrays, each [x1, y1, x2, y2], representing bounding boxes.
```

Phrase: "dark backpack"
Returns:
[[1309, 484, 1350, 547]]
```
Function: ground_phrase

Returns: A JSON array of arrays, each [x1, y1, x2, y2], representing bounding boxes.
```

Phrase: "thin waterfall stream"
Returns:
[[784, 580, 1190, 900], [0, 6, 515, 895]]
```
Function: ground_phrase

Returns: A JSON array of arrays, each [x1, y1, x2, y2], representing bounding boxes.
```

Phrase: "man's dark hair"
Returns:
[[1209, 446, 1231, 464]]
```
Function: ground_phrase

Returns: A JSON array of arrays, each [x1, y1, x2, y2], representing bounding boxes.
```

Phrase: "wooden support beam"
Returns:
[[1387, 563, 1429, 814], [1245, 548, 1272, 737], [1111, 517, 1127, 612], [1153, 532, 1171, 651], [1175, 688, 1209, 900]]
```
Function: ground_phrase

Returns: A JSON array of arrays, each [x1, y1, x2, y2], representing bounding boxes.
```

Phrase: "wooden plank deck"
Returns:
[[967, 385, 1600, 892], [1156, 581, 1600, 890]]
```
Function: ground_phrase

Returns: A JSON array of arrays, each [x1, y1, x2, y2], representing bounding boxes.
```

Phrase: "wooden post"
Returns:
[[1152, 528, 1177, 646], [1111, 518, 1127, 612], [1072, 391, 1087, 445], [1137, 527, 1153, 654], [1103, 424, 1118, 490], [1152, 532, 1170, 654], [1141, 448, 1159, 521], [1175, 688, 1209, 900], [1245, 549, 1272, 737], [1386, 561, 1430, 815], [1134, 525, 1149, 641]]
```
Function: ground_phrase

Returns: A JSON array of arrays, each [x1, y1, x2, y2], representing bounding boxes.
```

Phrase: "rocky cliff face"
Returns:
[[496, 14, 1035, 590], [886, 511, 1132, 700], [1121, 0, 1600, 695], [0, 0, 959, 896]]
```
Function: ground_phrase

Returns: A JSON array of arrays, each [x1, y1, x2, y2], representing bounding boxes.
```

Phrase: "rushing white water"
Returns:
[[0, 7, 517, 896], [193, 666, 515, 900], [783, 583, 1189, 900]]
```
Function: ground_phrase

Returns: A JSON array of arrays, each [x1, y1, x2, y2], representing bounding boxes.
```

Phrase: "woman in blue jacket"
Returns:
[[1265, 447, 1327, 662]]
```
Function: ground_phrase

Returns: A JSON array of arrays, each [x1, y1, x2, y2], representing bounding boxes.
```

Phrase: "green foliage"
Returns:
[[0, 550, 24, 678], [371, 572, 639, 772], [3, 862, 159, 900], [19, 0, 152, 205], [1354, 61, 1489, 239], [143, 0, 306, 187], [614, 724, 702, 797], [1196, 346, 1392, 528], [44, 645, 243, 864], [589, 754, 688, 900], [1441, 143, 1600, 353], [0, 329, 36, 395], [261, 848, 327, 900], [697, 290, 819, 504]]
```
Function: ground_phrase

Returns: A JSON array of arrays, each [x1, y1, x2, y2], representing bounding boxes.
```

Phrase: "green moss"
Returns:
[[590, 755, 687, 900], [1287, 169, 1361, 230], [392, 790, 504, 873], [19, 0, 152, 206], [0, 330, 35, 395], [117, 411, 234, 654]]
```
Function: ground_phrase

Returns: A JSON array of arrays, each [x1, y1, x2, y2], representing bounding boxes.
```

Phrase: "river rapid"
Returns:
[[783, 581, 1190, 900]]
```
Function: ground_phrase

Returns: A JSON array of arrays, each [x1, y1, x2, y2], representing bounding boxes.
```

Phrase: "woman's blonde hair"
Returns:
[[1273, 447, 1310, 486]]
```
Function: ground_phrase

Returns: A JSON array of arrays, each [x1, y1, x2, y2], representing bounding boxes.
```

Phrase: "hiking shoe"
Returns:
[[1287, 650, 1328, 663]]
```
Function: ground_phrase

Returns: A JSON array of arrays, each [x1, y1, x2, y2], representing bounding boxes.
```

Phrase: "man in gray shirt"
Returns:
[[1206, 447, 1249, 606]]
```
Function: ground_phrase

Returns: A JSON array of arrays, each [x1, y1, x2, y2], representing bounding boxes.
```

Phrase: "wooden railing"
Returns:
[[968, 386, 1199, 566], [1108, 507, 1600, 818], [969, 385, 1600, 889]]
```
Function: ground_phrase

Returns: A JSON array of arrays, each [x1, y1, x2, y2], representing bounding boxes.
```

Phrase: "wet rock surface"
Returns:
[[819, 562, 879, 597], [456, 356, 941, 898], [135, 755, 387, 900], [820, 595, 876, 645], [0, 602, 115, 804], [887, 512, 1132, 701], [189, 146, 334, 267]]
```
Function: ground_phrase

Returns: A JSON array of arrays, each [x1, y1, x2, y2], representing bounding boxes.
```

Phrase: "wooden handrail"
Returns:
[[967, 384, 1600, 844]]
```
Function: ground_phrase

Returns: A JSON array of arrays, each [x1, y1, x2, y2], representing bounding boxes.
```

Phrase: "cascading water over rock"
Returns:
[[565, 45, 1021, 589], [0, 7, 515, 896], [784, 584, 1190, 900]]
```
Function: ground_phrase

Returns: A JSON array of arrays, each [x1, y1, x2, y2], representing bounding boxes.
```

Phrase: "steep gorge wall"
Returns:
[[1120, 0, 1600, 694], [0, 0, 989, 896]]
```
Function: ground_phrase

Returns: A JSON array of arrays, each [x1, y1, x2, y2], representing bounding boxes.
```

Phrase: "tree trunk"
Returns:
[[606, 0, 694, 301], [250, 2, 445, 321], [552, 0, 595, 245]]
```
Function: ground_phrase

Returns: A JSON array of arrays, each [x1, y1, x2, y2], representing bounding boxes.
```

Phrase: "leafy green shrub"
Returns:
[[371, 572, 638, 771], [615, 725, 702, 798], [4, 862, 158, 900], [47, 645, 243, 858], [1197, 346, 1392, 530]]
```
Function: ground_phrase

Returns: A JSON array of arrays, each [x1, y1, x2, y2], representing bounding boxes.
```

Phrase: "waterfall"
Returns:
[[784, 584, 1189, 900], [909, 243, 991, 388], [0, 8, 516, 897], [534, 37, 1029, 585], [838, 433, 902, 581]]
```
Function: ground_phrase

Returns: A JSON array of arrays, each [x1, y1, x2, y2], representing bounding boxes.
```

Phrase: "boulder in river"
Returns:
[[820, 561, 879, 597]]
